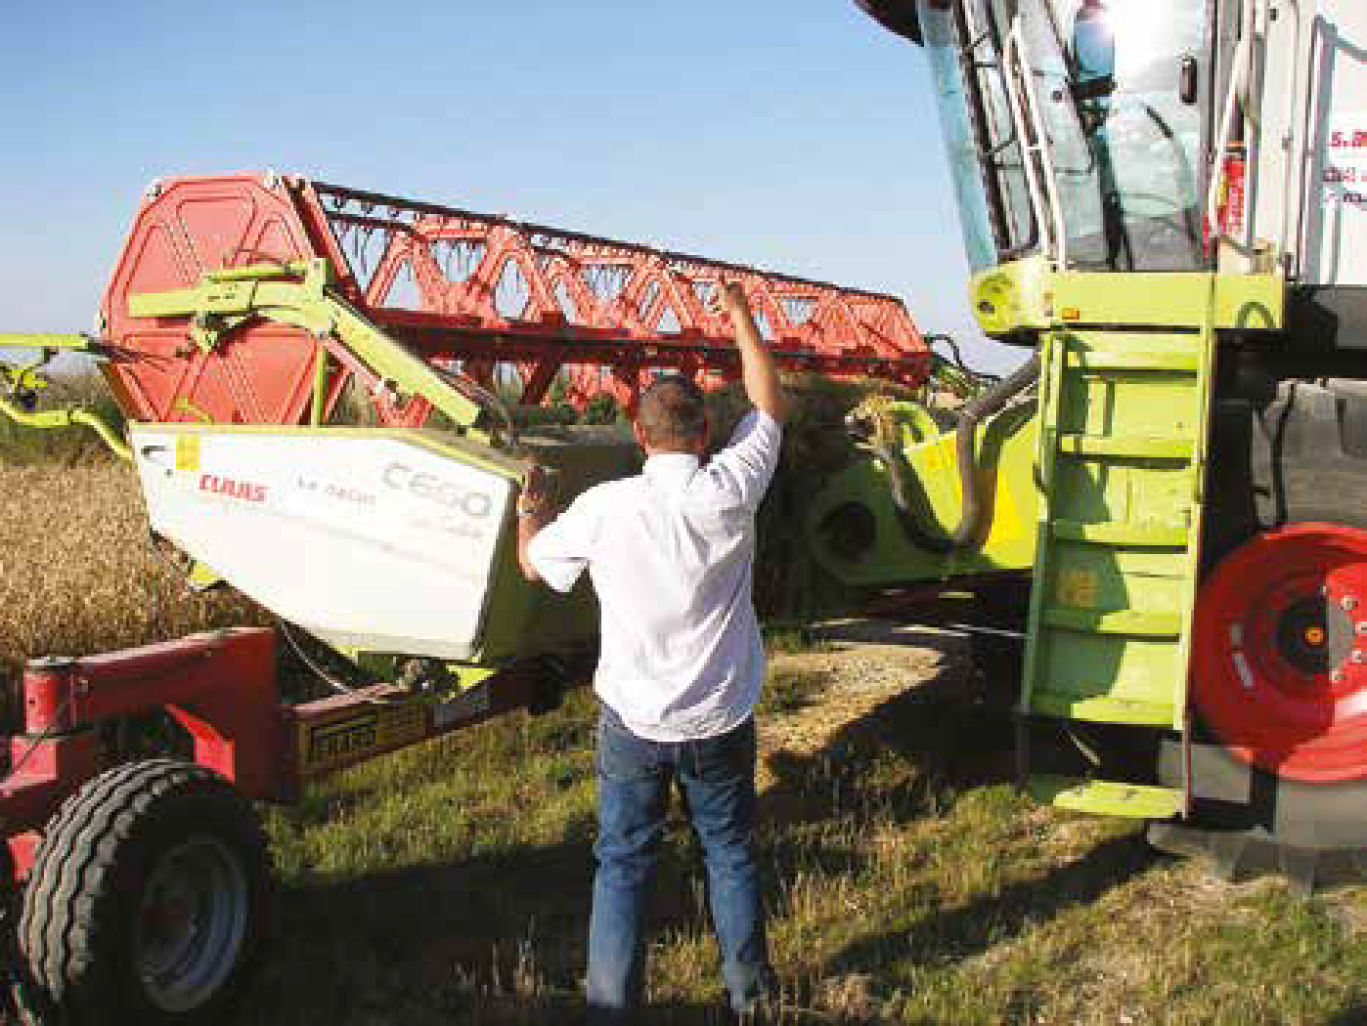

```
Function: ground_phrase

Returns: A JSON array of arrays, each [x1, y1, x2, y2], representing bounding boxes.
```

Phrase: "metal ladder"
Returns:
[[1017, 287, 1218, 818]]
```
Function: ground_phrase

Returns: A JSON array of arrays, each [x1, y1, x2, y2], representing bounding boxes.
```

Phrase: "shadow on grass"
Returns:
[[825, 830, 1155, 974], [755, 653, 1158, 997], [1324, 1002, 1367, 1026], [242, 837, 592, 1024], [241, 645, 1157, 1024]]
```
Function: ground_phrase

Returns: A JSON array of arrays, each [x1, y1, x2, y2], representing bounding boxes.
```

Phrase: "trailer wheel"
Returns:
[[18, 759, 271, 1024]]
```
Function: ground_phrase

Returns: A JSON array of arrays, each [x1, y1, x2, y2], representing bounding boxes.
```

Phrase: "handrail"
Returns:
[[1002, 19, 1057, 264], [1010, 17, 1069, 269], [1277, 0, 1305, 274]]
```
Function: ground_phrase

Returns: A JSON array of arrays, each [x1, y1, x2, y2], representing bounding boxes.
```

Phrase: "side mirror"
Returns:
[[1071, 4, 1116, 99]]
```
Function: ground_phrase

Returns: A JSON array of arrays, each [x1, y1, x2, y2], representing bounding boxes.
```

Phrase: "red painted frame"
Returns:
[[2, 629, 588, 880], [99, 173, 930, 428]]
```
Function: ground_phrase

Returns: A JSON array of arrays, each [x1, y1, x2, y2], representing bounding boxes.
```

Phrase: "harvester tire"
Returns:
[[1157, 521, 1367, 890], [1156, 379, 1367, 889], [17, 759, 272, 1024]]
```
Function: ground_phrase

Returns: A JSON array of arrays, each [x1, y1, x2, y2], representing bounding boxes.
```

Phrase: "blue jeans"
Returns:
[[587, 705, 773, 1021]]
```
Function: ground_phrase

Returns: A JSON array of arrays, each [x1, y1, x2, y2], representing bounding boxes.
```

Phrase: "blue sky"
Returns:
[[2, 0, 1023, 374]]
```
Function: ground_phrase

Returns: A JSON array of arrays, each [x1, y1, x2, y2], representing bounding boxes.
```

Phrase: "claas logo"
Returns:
[[199, 474, 268, 503]]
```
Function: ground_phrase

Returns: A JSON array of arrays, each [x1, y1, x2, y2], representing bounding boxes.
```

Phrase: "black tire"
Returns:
[[1164, 376, 1367, 887], [1151, 738, 1367, 890], [18, 759, 272, 1025]]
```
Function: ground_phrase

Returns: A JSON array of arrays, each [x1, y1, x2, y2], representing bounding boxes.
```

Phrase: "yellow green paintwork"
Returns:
[[970, 256, 1054, 337], [0, 334, 93, 351], [1014, 269, 1284, 817], [811, 263, 1287, 820], [127, 259, 487, 434], [1029, 774, 1185, 819], [0, 337, 133, 459], [311, 349, 330, 428], [1047, 271, 1284, 331], [972, 258, 1285, 336], [805, 399, 1039, 586], [0, 389, 131, 461]]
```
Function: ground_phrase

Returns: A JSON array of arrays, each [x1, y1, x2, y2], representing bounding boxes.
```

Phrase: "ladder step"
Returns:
[[1051, 519, 1189, 547], [1029, 690, 1177, 727], [1041, 606, 1183, 637], [1057, 433, 1194, 459], [1066, 349, 1200, 373], [1028, 774, 1184, 819]]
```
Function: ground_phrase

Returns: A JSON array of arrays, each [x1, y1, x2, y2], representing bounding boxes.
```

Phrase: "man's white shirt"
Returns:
[[526, 410, 782, 742]]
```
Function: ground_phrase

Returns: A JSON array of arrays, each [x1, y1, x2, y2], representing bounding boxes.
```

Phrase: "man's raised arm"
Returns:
[[717, 281, 787, 425]]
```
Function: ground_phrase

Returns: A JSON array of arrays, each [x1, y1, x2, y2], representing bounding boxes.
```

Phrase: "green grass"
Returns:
[[4, 374, 1361, 1023], [758, 668, 829, 714], [762, 621, 836, 656], [240, 662, 1365, 1025]]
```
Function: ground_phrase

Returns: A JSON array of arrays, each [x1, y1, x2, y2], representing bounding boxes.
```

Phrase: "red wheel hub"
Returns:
[[1193, 523, 1367, 783]]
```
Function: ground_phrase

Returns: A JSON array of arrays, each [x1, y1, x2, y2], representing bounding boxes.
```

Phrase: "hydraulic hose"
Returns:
[[872, 353, 1040, 554]]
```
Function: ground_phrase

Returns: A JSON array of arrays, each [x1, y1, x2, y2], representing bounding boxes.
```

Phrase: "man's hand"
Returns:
[[711, 279, 786, 425], [519, 464, 553, 517], [708, 279, 745, 319], [516, 464, 556, 583]]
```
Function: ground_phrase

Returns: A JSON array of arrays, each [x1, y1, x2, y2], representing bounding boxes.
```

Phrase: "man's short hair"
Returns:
[[636, 375, 706, 450]]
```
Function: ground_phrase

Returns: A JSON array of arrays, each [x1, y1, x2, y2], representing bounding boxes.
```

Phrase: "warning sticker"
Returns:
[[175, 433, 201, 471], [1056, 568, 1099, 609]]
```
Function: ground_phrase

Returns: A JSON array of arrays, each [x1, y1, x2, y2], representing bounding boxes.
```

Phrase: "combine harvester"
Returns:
[[0, 173, 931, 1023], [827, 0, 1366, 889], [6, 0, 1367, 1013]]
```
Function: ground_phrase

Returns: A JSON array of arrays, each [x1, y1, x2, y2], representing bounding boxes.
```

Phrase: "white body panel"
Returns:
[[1252, 0, 1367, 286], [132, 426, 515, 659]]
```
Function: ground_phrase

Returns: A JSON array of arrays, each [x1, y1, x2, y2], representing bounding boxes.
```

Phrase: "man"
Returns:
[[516, 280, 785, 1021]]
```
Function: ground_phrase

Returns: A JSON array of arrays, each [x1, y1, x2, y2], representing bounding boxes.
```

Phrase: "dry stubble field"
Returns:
[[2, 457, 1364, 1025]]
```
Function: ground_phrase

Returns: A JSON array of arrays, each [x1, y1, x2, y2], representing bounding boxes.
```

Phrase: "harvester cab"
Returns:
[[849, 0, 1367, 888]]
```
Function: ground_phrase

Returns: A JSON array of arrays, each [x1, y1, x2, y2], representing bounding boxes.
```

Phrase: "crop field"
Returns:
[[0, 429, 1363, 1024]]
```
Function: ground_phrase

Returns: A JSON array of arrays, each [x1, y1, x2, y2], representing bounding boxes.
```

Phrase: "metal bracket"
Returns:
[[128, 260, 485, 433], [0, 341, 132, 460]]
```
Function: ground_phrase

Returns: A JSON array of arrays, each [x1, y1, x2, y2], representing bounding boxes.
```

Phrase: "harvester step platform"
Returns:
[[1018, 295, 1219, 817], [1056, 433, 1194, 460], [1027, 691, 1177, 727], [1050, 519, 1190, 547], [1064, 349, 1201, 372], [1029, 775, 1185, 820], [1039, 607, 1183, 637]]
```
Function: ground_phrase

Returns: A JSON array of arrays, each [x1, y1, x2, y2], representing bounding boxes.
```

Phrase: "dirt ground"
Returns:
[[756, 620, 977, 791]]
